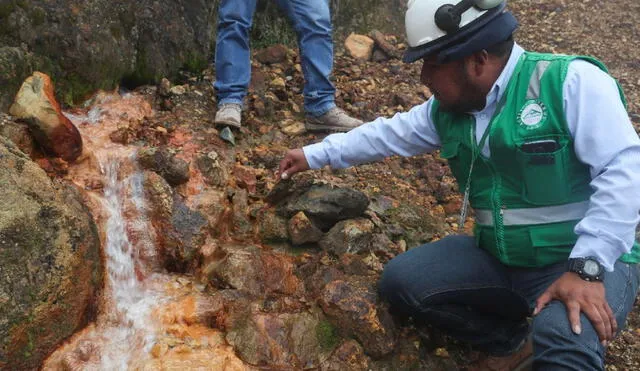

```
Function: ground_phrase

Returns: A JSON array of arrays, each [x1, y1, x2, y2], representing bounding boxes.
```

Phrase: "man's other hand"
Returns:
[[277, 149, 310, 180], [534, 272, 616, 344]]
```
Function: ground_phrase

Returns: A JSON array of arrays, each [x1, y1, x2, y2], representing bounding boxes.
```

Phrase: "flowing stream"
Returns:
[[42, 92, 243, 370]]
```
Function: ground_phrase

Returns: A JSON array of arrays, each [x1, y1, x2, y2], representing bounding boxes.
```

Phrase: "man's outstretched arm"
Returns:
[[279, 99, 441, 178]]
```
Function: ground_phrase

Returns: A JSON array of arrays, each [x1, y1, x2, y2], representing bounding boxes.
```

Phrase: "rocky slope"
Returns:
[[1, 0, 639, 369]]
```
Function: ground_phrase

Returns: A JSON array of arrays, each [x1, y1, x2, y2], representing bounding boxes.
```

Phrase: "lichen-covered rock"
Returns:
[[205, 244, 302, 298], [319, 277, 396, 358], [0, 46, 37, 113], [319, 218, 376, 255], [320, 339, 371, 371], [0, 113, 36, 156], [281, 185, 370, 231], [163, 198, 208, 272], [197, 150, 228, 187], [0, 0, 216, 109], [288, 211, 324, 245], [138, 146, 190, 186], [226, 310, 334, 368], [257, 208, 289, 243], [0, 137, 102, 370]]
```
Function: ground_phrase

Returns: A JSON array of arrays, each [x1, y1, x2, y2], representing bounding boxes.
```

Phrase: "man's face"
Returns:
[[420, 56, 486, 113]]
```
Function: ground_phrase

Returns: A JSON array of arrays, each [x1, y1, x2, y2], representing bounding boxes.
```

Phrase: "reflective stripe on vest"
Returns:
[[474, 201, 590, 226]]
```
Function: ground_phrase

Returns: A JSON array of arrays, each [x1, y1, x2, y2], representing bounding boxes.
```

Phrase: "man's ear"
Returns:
[[464, 50, 490, 79]]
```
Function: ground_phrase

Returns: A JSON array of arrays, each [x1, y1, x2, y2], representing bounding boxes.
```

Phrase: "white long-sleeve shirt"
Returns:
[[303, 44, 640, 271]]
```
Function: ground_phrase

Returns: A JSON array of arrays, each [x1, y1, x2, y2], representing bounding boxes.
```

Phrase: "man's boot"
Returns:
[[305, 107, 363, 132], [214, 103, 242, 129], [465, 337, 533, 371]]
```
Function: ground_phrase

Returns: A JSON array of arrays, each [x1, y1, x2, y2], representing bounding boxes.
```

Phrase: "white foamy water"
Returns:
[[97, 155, 164, 369], [59, 96, 167, 368]]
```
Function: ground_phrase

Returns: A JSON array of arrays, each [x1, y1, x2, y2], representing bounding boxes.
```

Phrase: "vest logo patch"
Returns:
[[518, 100, 547, 130]]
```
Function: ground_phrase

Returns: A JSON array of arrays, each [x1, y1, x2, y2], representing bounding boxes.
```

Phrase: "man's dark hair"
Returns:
[[485, 35, 514, 59]]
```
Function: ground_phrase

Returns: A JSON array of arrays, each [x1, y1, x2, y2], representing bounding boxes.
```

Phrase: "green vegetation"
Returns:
[[29, 7, 45, 26], [316, 319, 339, 351], [183, 51, 208, 74], [250, 3, 297, 49], [121, 50, 157, 90]]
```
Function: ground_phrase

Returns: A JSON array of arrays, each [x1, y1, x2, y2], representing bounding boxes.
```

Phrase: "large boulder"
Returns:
[[0, 137, 102, 370]]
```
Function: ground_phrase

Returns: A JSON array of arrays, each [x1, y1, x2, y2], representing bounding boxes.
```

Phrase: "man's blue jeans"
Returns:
[[214, 0, 336, 116], [379, 235, 640, 370]]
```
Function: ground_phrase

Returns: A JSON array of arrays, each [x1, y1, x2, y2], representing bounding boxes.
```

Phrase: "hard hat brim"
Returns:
[[403, 4, 515, 63]]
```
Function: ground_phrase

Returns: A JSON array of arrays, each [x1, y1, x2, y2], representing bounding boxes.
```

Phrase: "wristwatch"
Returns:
[[568, 257, 605, 282]]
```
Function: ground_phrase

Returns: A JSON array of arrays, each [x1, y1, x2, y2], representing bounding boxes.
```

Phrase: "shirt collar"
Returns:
[[478, 43, 525, 112]]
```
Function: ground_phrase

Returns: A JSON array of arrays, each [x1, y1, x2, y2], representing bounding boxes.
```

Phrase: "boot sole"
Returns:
[[214, 119, 241, 129], [304, 122, 357, 133]]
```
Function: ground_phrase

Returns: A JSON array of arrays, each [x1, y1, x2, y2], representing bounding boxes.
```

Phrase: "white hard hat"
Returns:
[[404, 0, 514, 63]]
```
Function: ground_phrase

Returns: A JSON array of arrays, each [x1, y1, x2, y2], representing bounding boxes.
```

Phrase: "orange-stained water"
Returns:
[[42, 91, 246, 370]]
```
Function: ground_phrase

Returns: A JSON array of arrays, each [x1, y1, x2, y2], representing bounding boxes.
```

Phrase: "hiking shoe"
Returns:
[[214, 103, 242, 129], [465, 336, 533, 371], [305, 107, 363, 132]]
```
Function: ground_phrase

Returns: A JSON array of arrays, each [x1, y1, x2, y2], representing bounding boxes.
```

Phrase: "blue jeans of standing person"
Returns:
[[214, 0, 336, 117], [378, 235, 640, 370]]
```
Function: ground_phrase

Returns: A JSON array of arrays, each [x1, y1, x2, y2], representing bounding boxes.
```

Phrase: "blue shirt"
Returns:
[[303, 44, 640, 271]]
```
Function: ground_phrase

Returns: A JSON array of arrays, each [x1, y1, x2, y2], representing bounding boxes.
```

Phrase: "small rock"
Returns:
[[138, 147, 190, 186], [288, 211, 324, 245], [371, 49, 389, 63], [158, 78, 172, 97], [369, 30, 400, 59], [9, 72, 83, 161], [233, 164, 258, 194], [255, 44, 288, 64], [344, 33, 375, 61], [319, 218, 375, 255], [170, 85, 187, 95], [281, 121, 305, 136], [434, 347, 449, 358], [219, 126, 235, 145], [271, 77, 286, 88]]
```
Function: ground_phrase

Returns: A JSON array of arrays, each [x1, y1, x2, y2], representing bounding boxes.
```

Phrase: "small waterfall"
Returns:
[[96, 154, 161, 369], [44, 92, 245, 370]]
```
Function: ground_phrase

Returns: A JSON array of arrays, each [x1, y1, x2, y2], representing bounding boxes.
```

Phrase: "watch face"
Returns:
[[583, 260, 600, 276]]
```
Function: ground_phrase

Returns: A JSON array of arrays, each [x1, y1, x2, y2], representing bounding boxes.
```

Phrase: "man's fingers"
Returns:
[[596, 304, 613, 341], [534, 291, 552, 315], [278, 157, 292, 177], [277, 149, 308, 181], [567, 301, 582, 334], [604, 303, 618, 336], [582, 304, 608, 341]]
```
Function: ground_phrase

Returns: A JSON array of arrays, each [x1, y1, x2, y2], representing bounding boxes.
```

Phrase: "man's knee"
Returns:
[[532, 302, 604, 369], [378, 254, 407, 301], [289, 3, 331, 35]]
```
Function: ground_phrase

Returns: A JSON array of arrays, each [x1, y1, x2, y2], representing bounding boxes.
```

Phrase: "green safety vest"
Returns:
[[433, 51, 640, 267]]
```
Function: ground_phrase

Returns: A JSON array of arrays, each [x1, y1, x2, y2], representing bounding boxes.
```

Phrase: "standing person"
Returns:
[[214, 0, 363, 132], [277, 0, 640, 369]]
